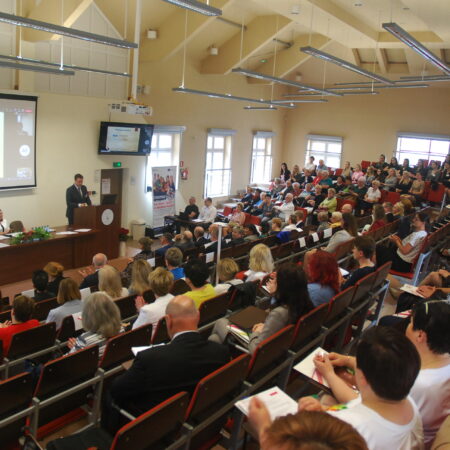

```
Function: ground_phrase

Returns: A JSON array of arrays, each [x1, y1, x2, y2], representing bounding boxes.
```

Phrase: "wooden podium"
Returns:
[[73, 205, 120, 259]]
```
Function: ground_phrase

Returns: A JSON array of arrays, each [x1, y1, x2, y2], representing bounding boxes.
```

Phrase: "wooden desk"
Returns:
[[0, 227, 101, 285]]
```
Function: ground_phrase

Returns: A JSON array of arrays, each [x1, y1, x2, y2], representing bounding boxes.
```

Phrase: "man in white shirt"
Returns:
[[299, 327, 424, 450], [304, 156, 316, 174], [198, 197, 217, 224], [0, 208, 8, 234], [274, 193, 294, 222]]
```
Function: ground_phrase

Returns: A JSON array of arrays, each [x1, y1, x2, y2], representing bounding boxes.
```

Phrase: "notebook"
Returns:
[[228, 306, 268, 331]]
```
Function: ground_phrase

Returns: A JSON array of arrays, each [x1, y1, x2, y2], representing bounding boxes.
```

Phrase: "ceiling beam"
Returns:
[[375, 48, 388, 74], [248, 33, 330, 83], [351, 49, 361, 66], [200, 15, 292, 75], [140, 0, 235, 62], [305, 0, 378, 42]]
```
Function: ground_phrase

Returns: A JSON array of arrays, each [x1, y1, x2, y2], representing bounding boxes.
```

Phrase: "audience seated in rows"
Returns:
[[98, 265, 129, 300], [377, 211, 428, 273], [173, 230, 195, 251], [104, 296, 230, 433], [244, 243, 274, 282], [133, 267, 174, 334], [165, 246, 185, 280], [155, 233, 173, 258], [299, 327, 423, 450], [79, 253, 107, 289], [0, 295, 39, 355], [209, 262, 313, 353], [324, 213, 358, 254], [194, 226, 210, 247], [183, 259, 216, 309], [31, 269, 55, 301], [214, 258, 243, 295], [249, 403, 368, 450], [67, 292, 122, 357], [43, 261, 65, 295], [128, 259, 152, 295], [46, 278, 83, 329]]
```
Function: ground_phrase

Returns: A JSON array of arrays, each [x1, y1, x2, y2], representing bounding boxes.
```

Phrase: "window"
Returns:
[[204, 129, 234, 198], [251, 132, 274, 183], [396, 133, 450, 166], [146, 126, 185, 192], [305, 135, 343, 169]]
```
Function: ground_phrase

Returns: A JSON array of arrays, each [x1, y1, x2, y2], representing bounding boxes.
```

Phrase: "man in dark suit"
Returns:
[[204, 224, 227, 254], [66, 173, 91, 225], [194, 226, 210, 247], [79, 253, 107, 289], [229, 226, 246, 246], [103, 296, 230, 432], [155, 233, 174, 258]]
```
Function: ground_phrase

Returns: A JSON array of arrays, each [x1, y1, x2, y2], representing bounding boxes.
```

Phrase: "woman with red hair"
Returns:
[[306, 250, 340, 307]]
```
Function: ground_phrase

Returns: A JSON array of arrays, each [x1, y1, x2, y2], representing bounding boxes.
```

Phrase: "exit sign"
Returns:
[[113, 162, 122, 168]]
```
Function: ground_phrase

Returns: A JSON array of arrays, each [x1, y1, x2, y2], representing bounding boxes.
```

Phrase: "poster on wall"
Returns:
[[152, 166, 177, 228]]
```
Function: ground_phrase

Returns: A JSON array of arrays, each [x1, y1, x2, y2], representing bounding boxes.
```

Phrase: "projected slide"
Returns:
[[0, 94, 37, 190], [105, 126, 140, 153]]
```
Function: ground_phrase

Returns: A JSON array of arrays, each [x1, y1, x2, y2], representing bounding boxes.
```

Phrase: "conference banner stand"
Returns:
[[151, 166, 177, 228]]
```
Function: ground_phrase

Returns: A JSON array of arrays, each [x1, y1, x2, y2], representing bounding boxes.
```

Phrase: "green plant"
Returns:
[[11, 227, 52, 245]]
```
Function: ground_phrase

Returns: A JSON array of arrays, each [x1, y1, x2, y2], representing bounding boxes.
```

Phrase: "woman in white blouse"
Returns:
[[98, 265, 129, 300], [406, 300, 450, 448]]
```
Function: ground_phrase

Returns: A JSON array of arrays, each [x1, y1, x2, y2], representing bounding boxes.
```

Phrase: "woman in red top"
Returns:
[[0, 295, 39, 355], [366, 204, 386, 234]]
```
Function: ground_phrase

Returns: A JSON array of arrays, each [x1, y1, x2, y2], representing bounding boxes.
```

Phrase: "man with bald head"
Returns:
[[105, 295, 229, 430], [79, 253, 107, 289], [341, 203, 354, 215]]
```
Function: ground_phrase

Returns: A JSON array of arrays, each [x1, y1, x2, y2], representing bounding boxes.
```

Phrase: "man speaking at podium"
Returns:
[[66, 173, 91, 225]]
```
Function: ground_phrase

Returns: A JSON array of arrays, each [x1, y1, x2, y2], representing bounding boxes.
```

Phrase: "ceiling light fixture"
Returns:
[[160, 0, 222, 16], [244, 106, 278, 110], [272, 99, 328, 103], [0, 11, 137, 49], [232, 67, 342, 96], [173, 87, 295, 108], [0, 54, 131, 77], [0, 59, 75, 75], [300, 46, 395, 85], [382, 22, 450, 75], [399, 75, 450, 82], [328, 84, 428, 90]]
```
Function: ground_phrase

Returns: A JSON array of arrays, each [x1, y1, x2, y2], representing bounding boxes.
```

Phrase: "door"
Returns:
[[100, 169, 123, 221]]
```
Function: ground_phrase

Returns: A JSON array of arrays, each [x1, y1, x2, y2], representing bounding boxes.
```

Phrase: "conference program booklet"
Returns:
[[227, 324, 250, 344], [293, 347, 330, 388], [235, 386, 298, 421]]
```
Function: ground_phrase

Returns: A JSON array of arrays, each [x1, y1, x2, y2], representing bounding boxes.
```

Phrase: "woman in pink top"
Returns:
[[230, 202, 246, 225], [351, 164, 364, 184]]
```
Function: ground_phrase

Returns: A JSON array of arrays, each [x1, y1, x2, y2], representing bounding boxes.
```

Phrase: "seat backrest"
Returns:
[[183, 246, 200, 261], [351, 270, 378, 306], [199, 292, 230, 326], [34, 345, 100, 430], [21, 288, 34, 298], [249, 215, 261, 226], [277, 241, 293, 259], [386, 191, 401, 204], [57, 315, 77, 341], [263, 235, 279, 248], [0, 372, 34, 444], [151, 317, 170, 345], [115, 294, 137, 320], [332, 238, 355, 261], [33, 297, 58, 322], [232, 242, 251, 258], [222, 206, 233, 217], [227, 281, 258, 311], [170, 279, 190, 296], [427, 182, 445, 203], [246, 325, 295, 383], [8, 322, 56, 360], [291, 304, 328, 352], [99, 324, 152, 370], [372, 262, 392, 291], [111, 392, 189, 450], [186, 354, 250, 423], [325, 286, 356, 326], [361, 160, 370, 170]]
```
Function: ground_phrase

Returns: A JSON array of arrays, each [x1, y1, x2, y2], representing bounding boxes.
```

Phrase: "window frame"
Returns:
[[305, 134, 343, 170], [204, 128, 235, 199], [395, 132, 450, 166], [250, 131, 275, 184], [145, 125, 185, 193]]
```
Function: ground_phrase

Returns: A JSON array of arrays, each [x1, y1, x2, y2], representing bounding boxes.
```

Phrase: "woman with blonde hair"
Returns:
[[99, 265, 129, 299], [128, 259, 152, 295], [214, 258, 243, 295], [342, 161, 353, 179], [44, 261, 65, 294], [46, 278, 82, 329], [245, 243, 274, 282], [67, 292, 122, 357], [132, 267, 174, 334]]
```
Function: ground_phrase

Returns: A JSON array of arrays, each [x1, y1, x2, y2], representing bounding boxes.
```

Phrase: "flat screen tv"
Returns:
[[98, 121, 154, 155]]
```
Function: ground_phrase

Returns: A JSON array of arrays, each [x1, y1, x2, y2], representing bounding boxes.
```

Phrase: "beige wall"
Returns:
[[0, 57, 286, 230], [281, 87, 450, 169]]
